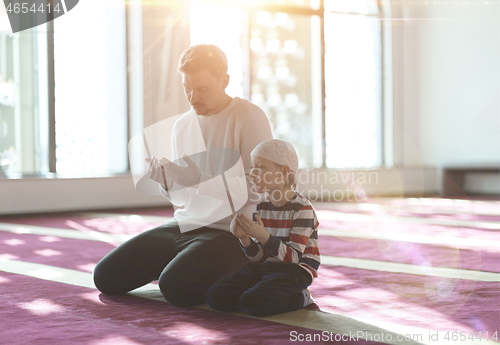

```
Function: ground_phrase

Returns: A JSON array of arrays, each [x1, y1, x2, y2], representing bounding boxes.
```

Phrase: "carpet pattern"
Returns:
[[0, 198, 499, 344]]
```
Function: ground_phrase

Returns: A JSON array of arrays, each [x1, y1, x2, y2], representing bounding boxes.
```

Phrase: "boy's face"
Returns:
[[249, 155, 285, 193], [182, 70, 229, 116]]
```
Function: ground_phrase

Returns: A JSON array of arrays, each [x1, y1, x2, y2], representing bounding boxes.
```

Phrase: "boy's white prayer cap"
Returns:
[[251, 139, 299, 172]]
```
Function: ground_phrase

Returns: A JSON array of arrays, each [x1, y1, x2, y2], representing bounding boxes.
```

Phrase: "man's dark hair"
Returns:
[[178, 44, 228, 77]]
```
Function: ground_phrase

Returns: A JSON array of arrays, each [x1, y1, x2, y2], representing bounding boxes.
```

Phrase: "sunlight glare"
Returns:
[[158, 322, 229, 344], [18, 299, 65, 316], [28, 268, 64, 280], [0, 253, 18, 261], [39, 236, 62, 243], [3, 239, 25, 246], [77, 263, 97, 273], [0, 275, 11, 283], [34, 249, 63, 257], [12, 227, 31, 234], [89, 336, 142, 345], [189, 3, 244, 98]]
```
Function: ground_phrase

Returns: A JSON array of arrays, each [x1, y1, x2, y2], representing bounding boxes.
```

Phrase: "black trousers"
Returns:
[[205, 262, 312, 317], [93, 221, 249, 307]]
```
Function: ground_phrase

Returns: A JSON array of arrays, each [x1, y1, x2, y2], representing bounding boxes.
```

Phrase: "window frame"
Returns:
[[0, 5, 131, 179], [189, 0, 385, 169], [1, 0, 386, 178]]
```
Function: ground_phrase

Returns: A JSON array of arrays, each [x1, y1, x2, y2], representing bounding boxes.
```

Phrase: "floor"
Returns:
[[0, 197, 499, 344]]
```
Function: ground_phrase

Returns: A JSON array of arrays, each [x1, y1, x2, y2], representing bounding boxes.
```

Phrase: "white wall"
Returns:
[[0, 175, 170, 215], [0, 167, 437, 215], [401, 2, 500, 194]]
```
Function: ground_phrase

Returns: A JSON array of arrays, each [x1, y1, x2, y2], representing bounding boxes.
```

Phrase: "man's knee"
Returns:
[[158, 273, 206, 307], [93, 261, 123, 294]]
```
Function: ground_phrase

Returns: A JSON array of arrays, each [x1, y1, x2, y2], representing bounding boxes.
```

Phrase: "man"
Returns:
[[93, 44, 273, 307]]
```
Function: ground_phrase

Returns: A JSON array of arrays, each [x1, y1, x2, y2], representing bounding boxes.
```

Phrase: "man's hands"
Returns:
[[232, 214, 270, 246], [161, 154, 201, 188], [146, 157, 171, 190], [145, 153, 201, 188]]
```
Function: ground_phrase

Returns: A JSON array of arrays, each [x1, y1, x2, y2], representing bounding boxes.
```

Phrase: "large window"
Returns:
[[0, 7, 47, 176], [0, 0, 128, 178], [189, 3, 245, 98], [249, 11, 323, 168], [54, 0, 128, 175], [324, 0, 382, 168], [1, 0, 384, 179], [188, 0, 383, 169]]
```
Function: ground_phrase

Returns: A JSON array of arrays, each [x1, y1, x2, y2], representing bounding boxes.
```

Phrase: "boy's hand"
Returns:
[[230, 214, 247, 238], [230, 215, 251, 248], [236, 214, 270, 245]]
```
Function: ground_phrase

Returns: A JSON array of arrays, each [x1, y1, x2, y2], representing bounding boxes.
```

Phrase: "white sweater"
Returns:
[[160, 97, 273, 232]]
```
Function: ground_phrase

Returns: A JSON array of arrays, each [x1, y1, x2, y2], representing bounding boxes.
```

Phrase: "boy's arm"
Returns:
[[240, 239, 269, 263]]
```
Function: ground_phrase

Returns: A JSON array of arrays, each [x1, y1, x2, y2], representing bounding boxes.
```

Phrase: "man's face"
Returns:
[[181, 70, 229, 116]]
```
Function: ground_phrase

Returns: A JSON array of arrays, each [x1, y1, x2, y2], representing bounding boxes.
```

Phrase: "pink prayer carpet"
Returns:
[[0, 197, 499, 344]]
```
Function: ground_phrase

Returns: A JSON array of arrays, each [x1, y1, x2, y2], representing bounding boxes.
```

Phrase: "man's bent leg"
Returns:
[[93, 222, 180, 294], [158, 228, 249, 307]]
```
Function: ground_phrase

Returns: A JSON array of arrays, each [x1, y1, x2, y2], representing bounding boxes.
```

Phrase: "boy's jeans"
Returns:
[[205, 261, 312, 317]]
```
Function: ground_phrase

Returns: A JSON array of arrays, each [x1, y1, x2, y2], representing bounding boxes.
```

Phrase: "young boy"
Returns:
[[205, 139, 320, 317]]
